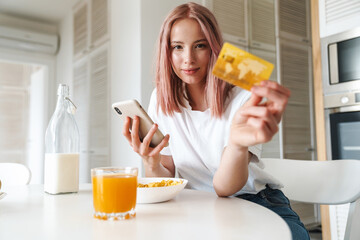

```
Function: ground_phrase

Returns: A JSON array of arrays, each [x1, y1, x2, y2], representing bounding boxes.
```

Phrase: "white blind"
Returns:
[[0, 62, 30, 164]]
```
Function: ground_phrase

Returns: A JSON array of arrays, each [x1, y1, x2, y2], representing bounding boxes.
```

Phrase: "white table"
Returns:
[[0, 184, 291, 240]]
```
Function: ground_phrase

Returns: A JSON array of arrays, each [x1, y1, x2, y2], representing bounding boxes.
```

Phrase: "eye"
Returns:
[[195, 43, 207, 49], [172, 45, 183, 50]]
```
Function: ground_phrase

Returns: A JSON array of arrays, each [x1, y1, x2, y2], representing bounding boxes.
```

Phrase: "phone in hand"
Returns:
[[112, 99, 168, 148]]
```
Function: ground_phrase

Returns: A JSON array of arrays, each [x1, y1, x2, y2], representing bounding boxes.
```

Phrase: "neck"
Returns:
[[186, 83, 207, 111]]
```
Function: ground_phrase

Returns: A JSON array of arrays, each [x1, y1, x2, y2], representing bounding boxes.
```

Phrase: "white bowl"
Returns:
[[137, 177, 188, 204]]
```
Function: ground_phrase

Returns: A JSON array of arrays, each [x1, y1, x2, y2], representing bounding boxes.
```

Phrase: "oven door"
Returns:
[[325, 105, 360, 160]]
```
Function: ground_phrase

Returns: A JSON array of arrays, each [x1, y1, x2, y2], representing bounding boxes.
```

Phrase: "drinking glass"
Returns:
[[91, 167, 138, 220]]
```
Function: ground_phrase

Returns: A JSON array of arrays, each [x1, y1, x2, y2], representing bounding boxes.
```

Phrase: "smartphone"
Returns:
[[112, 99, 168, 148]]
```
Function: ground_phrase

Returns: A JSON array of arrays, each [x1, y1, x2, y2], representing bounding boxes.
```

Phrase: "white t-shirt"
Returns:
[[148, 87, 282, 195]]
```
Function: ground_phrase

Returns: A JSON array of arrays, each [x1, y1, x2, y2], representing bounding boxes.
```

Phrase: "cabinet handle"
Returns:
[[305, 147, 315, 152], [302, 39, 309, 43]]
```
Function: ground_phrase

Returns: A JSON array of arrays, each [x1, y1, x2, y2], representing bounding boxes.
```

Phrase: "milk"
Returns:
[[44, 153, 79, 194]]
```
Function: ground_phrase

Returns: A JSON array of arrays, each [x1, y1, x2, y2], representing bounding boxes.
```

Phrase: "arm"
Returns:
[[122, 116, 174, 177], [213, 81, 290, 197], [213, 146, 252, 197], [143, 154, 175, 178]]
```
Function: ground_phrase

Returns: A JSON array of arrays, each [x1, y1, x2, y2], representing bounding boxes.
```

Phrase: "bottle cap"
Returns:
[[57, 84, 69, 96]]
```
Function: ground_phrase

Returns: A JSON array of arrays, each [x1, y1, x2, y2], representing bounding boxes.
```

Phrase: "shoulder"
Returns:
[[148, 88, 158, 117]]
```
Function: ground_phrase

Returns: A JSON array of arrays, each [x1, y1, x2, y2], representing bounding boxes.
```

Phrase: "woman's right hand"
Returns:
[[122, 116, 170, 167]]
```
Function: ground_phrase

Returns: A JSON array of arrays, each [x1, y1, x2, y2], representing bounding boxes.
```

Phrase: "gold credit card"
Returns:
[[212, 42, 274, 91]]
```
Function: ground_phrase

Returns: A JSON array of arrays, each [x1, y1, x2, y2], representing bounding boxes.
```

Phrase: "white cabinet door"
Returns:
[[278, 0, 310, 44], [73, 1, 89, 59], [88, 44, 110, 171], [248, 0, 276, 51], [279, 40, 314, 160], [90, 0, 109, 48], [213, 0, 248, 46], [73, 43, 110, 182], [249, 48, 279, 158], [319, 0, 360, 38], [73, 57, 90, 183], [279, 40, 318, 226], [73, 0, 109, 60]]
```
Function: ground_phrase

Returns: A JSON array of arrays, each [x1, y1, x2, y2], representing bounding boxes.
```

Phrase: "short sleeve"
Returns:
[[249, 144, 262, 165], [147, 89, 157, 121]]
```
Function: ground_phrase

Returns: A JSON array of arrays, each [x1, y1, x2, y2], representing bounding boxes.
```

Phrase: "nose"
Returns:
[[184, 47, 195, 64]]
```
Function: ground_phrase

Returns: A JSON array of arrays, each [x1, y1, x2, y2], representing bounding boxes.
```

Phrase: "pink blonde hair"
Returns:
[[155, 2, 233, 117]]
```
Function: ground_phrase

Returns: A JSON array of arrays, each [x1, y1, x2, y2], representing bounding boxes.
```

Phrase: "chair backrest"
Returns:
[[262, 158, 360, 205], [262, 158, 360, 240], [0, 163, 31, 186]]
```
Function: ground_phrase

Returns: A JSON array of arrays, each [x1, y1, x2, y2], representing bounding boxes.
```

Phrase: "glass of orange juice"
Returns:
[[91, 167, 138, 220]]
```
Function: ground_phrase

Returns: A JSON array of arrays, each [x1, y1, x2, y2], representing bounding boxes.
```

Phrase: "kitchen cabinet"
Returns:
[[318, 0, 360, 38], [279, 39, 318, 226], [249, 48, 279, 158], [278, 0, 311, 44], [212, 0, 248, 47], [249, 0, 276, 51], [73, 43, 110, 183], [73, 0, 109, 61], [212, 0, 276, 52], [72, 0, 110, 182]]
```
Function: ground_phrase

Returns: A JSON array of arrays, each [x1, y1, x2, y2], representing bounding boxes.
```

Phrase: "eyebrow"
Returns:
[[170, 39, 208, 44]]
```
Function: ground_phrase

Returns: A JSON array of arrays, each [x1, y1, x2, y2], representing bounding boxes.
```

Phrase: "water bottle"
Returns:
[[44, 84, 80, 194]]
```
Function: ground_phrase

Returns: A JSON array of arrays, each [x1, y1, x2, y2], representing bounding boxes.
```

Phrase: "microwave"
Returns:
[[321, 27, 360, 96]]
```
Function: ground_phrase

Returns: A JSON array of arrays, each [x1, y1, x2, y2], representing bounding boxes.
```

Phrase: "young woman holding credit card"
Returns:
[[122, 3, 309, 239]]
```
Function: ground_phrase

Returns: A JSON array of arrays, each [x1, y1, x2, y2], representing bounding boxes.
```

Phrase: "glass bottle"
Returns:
[[44, 84, 80, 194]]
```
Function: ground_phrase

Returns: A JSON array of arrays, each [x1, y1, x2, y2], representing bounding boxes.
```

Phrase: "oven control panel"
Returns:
[[324, 92, 360, 109]]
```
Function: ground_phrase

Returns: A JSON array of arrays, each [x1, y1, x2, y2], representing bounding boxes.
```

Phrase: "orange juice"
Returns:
[[91, 167, 138, 220], [92, 174, 137, 213]]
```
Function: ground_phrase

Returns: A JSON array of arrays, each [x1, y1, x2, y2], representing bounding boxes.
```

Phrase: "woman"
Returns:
[[123, 2, 309, 240]]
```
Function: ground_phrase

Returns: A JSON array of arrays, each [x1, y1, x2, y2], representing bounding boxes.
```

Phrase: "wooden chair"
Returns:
[[262, 158, 360, 240], [0, 163, 31, 186]]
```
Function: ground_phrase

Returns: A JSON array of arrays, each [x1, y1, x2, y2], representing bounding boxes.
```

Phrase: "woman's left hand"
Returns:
[[229, 80, 290, 147]]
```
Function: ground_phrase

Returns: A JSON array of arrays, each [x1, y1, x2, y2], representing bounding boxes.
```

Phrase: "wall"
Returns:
[[109, 0, 142, 172]]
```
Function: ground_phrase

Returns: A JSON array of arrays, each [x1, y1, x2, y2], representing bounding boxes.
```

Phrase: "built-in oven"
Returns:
[[321, 27, 360, 95], [322, 28, 360, 240], [324, 92, 360, 160]]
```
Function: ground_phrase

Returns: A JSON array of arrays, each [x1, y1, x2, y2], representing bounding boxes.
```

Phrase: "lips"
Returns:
[[182, 68, 200, 75]]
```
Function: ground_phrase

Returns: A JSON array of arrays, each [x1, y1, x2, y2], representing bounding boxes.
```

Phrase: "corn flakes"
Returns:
[[138, 179, 183, 188]]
